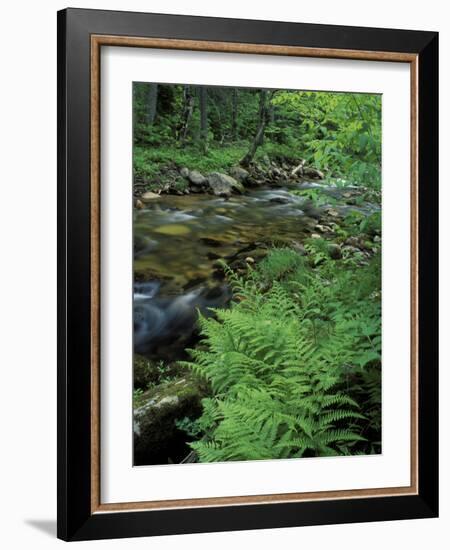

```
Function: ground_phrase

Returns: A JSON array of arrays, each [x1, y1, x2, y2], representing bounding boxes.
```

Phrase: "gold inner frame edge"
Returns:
[[90, 35, 419, 514]]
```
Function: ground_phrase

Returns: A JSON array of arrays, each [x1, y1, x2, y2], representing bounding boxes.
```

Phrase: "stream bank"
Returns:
[[133, 160, 381, 465]]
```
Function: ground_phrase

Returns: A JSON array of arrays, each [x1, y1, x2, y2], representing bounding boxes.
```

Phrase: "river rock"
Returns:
[[229, 166, 249, 183], [133, 375, 205, 465], [328, 243, 342, 260], [179, 166, 190, 178], [154, 224, 191, 236], [207, 172, 243, 197], [345, 236, 361, 248], [326, 207, 340, 218], [291, 242, 307, 256], [304, 166, 325, 180], [141, 191, 160, 203], [291, 161, 305, 177], [188, 170, 207, 186], [342, 245, 363, 257]]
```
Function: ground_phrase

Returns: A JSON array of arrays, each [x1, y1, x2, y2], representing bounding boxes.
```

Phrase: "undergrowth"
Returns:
[[179, 247, 381, 462], [133, 142, 311, 191]]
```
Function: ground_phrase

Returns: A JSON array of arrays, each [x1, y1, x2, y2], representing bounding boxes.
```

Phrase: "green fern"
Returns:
[[180, 247, 382, 462]]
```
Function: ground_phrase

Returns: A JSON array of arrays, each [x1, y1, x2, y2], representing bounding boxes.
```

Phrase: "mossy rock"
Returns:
[[133, 374, 208, 465]]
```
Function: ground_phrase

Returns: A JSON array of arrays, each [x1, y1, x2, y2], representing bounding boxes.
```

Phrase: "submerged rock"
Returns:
[[133, 375, 206, 465], [269, 197, 290, 205], [154, 224, 191, 236], [141, 191, 161, 202]]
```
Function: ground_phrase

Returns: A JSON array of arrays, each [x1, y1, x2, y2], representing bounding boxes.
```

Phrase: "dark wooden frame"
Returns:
[[57, 7, 439, 541]]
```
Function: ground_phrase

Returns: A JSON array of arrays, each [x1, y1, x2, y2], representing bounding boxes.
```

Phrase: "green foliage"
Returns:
[[272, 91, 382, 187], [133, 387, 144, 404], [303, 238, 331, 266], [341, 210, 381, 238], [133, 84, 382, 190], [291, 187, 337, 207], [175, 416, 203, 438], [134, 143, 248, 186], [180, 248, 381, 462]]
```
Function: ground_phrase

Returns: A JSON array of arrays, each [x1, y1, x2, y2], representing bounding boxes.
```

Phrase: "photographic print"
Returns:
[[58, 11, 438, 539], [132, 83, 382, 466]]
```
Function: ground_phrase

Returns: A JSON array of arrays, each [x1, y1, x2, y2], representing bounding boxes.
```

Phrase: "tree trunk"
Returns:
[[199, 87, 208, 153], [269, 102, 275, 124], [180, 85, 195, 143], [146, 83, 158, 125], [231, 88, 238, 141], [240, 90, 271, 167]]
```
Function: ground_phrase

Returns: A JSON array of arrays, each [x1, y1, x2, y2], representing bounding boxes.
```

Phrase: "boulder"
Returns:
[[229, 166, 249, 183], [327, 243, 342, 260], [207, 172, 244, 197], [179, 166, 190, 178], [303, 166, 325, 180], [188, 170, 207, 186], [291, 242, 307, 256], [133, 375, 206, 465], [141, 191, 160, 203], [345, 236, 361, 248]]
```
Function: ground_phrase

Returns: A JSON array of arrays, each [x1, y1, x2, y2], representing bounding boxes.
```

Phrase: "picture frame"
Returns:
[[57, 7, 438, 541]]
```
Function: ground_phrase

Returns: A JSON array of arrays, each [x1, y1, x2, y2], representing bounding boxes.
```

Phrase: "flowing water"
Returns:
[[133, 183, 375, 358]]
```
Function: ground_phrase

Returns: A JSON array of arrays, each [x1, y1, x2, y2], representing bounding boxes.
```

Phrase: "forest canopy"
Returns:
[[133, 83, 381, 191]]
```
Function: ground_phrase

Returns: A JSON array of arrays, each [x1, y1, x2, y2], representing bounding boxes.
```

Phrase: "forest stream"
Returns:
[[133, 182, 378, 361], [132, 83, 382, 467]]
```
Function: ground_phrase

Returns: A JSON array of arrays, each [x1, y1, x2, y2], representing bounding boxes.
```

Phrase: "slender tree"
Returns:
[[231, 88, 238, 141], [180, 85, 195, 143], [146, 83, 158, 126], [240, 89, 273, 167], [199, 87, 208, 153]]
